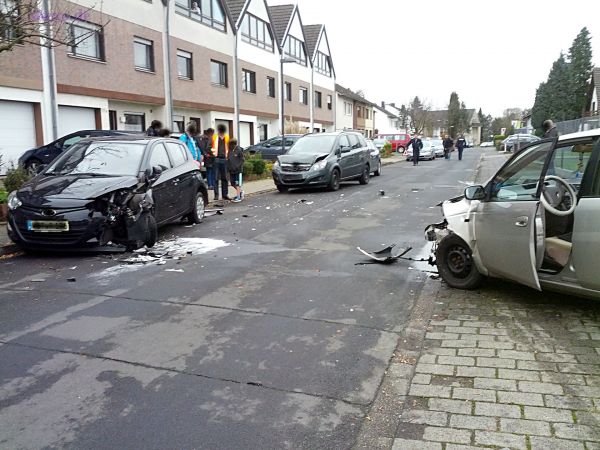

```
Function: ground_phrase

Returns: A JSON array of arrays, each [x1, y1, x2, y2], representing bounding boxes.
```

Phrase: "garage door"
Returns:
[[0, 100, 36, 173], [58, 106, 96, 137]]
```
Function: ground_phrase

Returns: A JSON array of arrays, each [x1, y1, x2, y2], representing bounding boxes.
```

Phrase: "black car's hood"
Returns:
[[278, 152, 328, 165], [19, 175, 140, 207]]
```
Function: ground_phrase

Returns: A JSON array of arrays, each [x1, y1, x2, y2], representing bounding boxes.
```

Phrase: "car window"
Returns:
[[490, 141, 554, 202], [288, 135, 337, 154], [269, 138, 282, 147], [348, 134, 360, 149], [339, 135, 351, 149], [358, 135, 367, 147], [149, 144, 173, 171], [165, 142, 188, 167], [63, 135, 84, 149], [548, 142, 594, 188]]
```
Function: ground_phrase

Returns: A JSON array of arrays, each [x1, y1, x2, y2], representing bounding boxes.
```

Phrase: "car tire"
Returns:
[[328, 169, 340, 191], [186, 191, 206, 224], [276, 184, 288, 193], [359, 165, 370, 185], [397, 146, 405, 154], [126, 212, 157, 251], [25, 158, 43, 176], [374, 160, 381, 176], [436, 234, 483, 290]]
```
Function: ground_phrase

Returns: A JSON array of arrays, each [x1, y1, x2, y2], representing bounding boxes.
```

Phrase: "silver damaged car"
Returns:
[[426, 130, 600, 299]]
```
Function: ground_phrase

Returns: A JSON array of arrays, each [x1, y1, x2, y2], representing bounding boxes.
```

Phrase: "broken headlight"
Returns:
[[7, 191, 22, 210]]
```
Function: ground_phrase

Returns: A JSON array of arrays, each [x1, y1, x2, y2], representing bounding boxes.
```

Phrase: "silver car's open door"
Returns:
[[473, 141, 556, 290]]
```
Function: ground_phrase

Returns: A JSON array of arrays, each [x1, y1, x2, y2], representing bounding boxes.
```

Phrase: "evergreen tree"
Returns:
[[459, 101, 471, 134], [568, 27, 593, 116], [478, 108, 493, 142], [446, 92, 461, 138]]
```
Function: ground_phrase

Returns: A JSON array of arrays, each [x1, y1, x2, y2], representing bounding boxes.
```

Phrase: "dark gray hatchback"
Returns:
[[271, 132, 371, 192]]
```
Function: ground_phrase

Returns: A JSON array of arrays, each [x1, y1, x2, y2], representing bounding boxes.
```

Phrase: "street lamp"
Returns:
[[280, 56, 296, 154]]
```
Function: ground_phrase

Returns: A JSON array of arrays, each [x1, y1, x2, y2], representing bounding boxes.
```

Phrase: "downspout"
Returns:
[[233, 29, 240, 139], [309, 64, 314, 132], [333, 78, 337, 131], [162, 0, 173, 128], [42, 0, 58, 141]]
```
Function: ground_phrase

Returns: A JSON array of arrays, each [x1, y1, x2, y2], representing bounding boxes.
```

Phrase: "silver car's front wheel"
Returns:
[[436, 234, 484, 289]]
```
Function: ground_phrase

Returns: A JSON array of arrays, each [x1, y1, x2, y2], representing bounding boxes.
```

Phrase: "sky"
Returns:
[[271, 0, 600, 117]]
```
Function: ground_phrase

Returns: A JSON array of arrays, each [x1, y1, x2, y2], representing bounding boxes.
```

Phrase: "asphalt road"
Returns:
[[0, 149, 481, 449]]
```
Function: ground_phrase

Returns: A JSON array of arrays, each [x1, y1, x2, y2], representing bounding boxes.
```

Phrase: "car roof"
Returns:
[[559, 128, 600, 141], [81, 136, 176, 144]]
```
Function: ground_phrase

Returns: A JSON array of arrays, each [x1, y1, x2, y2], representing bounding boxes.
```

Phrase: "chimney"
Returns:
[[390, 103, 396, 108], [381, 101, 385, 108]]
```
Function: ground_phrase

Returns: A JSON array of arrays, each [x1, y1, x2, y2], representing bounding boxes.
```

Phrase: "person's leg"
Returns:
[[213, 165, 219, 199], [458, 148, 463, 160], [207, 165, 215, 188], [219, 161, 229, 199]]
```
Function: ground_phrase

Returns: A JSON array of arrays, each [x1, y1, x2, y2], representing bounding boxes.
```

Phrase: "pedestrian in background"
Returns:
[[197, 129, 215, 189], [542, 120, 559, 138], [456, 134, 467, 161], [179, 122, 202, 163], [157, 128, 171, 137], [406, 134, 423, 166], [443, 134, 454, 160], [227, 138, 245, 203], [146, 120, 162, 137], [212, 124, 230, 202]]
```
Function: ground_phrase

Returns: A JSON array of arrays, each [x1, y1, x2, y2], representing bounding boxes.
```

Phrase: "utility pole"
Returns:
[[162, 0, 173, 129], [41, 0, 58, 142]]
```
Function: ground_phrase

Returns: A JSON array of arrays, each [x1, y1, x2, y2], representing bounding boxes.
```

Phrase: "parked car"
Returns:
[[431, 138, 444, 157], [426, 130, 600, 299], [372, 138, 389, 150], [375, 133, 411, 153], [501, 134, 540, 152], [6, 136, 208, 252], [405, 140, 435, 161], [272, 131, 371, 192], [18, 130, 140, 175], [480, 141, 494, 147], [366, 139, 382, 176], [245, 135, 302, 161]]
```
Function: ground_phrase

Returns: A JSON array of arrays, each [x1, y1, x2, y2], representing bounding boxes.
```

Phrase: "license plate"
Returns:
[[27, 220, 69, 232]]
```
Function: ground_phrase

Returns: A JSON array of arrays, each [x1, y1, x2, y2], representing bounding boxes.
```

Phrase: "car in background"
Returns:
[[375, 133, 411, 153], [18, 130, 140, 175], [480, 141, 494, 147], [405, 140, 435, 161], [372, 137, 389, 150], [7, 137, 208, 252], [431, 138, 444, 157], [245, 135, 302, 161], [501, 134, 540, 152], [366, 139, 382, 176], [272, 131, 371, 192]]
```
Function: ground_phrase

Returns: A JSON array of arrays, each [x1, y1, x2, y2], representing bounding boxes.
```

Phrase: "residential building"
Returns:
[[335, 84, 373, 137], [587, 67, 600, 116], [0, 0, 336, 170], [424, 109, 481, 145], [373, 102, 403, 134]]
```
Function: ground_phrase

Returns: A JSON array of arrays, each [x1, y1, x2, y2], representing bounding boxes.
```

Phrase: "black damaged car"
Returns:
[[6, 136, 208, 252]]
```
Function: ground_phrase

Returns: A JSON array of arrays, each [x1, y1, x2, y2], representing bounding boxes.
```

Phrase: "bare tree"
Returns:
[[406, 96, 433, 135], [0, 0, 105, 54]]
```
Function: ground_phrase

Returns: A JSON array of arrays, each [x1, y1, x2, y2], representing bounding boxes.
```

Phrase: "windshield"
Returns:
[[46, 141, 146, 176], [287, 135, 337, 155]]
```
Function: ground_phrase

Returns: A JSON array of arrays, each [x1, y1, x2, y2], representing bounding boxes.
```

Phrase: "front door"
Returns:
[[571, 138, 600, 291], [474, 140, 556, 290], [337, 134, 353, 178]]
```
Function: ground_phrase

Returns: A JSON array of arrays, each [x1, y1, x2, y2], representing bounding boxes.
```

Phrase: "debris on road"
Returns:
[[165, 269, 184, 273], [357, 244, 413, 264], [67, 277, 76, 282]]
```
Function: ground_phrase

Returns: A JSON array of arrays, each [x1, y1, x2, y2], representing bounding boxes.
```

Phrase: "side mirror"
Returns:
[[464, 185, 486, 201], [264, 143, 271, 148], [335, 147, 342, 156], [340, 146, 351, 154], [148, 165, 163, 181]]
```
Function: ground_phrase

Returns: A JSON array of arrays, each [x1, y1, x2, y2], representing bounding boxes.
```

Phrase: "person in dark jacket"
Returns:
[[197, 129, 215, 188], [456, 134, 467, 161], [146, 120, 162, 137], [211, 124, 230, 202], [542, 120, 559, 138], [227, 138, 245, 202], [157, 128, 171, 137], [406, 134, 423, 165], [443, 135, 454, 160]]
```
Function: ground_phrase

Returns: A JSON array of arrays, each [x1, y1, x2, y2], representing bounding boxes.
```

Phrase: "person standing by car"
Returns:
[[157, 128, 172, 137], [227, 138, 245, 203], [456, 134, 467, 161], [146, 120, 163, 137], [212, 124, 230, 201], [196, 129, 215, 189], [406, 134, 423, 166], [443, 134, 454, 160], [542, 119, 559, 138], [179, 122, 202, 163]]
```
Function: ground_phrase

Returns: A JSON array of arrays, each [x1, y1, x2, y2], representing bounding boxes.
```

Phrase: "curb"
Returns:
[[0, 243, 19, 257]]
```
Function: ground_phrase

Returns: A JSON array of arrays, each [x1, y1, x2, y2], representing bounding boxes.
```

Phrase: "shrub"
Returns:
[[243, 160, 254, 175], [252, 158, 266, 175], [265, 162, 273, 173], [0, 189, 7, 204], [4, 166, 30, 193], [380, 142, 393, 158]]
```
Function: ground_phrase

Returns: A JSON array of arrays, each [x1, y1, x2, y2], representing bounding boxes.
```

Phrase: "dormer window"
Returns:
[[241, 13, 274, 52], [175, 0, 226, 32], [284, 35, 307, 66], [315, 51, 331, 77]]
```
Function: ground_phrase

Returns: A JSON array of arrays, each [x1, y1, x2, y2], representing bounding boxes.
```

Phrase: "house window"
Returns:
[[315, 91, 322, 108], [285, 82, 292, 101], [327, 95, 332, 110], [172, 115, 185, 133], [134, 37, 154, 71], [299, 87, 308, 105], [344, 102, 352, 115], [177, 49, 193, 79], [211, 60, 227, 86], [259, 124, 268, 141], [315, 51, 331, 76], [68, 19, 104, 60], [242, 69, 256, 93], [357, 106, 362, 118], [123, 112, 145, 132], [267, 76, 275, 98], [240, 13, 274, 52], [174, 0, 226, 32], [284, 35, 307, 66]]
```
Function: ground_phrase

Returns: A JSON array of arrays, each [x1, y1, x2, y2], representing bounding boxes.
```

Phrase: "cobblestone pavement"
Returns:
[[355, 149, 600, 450]]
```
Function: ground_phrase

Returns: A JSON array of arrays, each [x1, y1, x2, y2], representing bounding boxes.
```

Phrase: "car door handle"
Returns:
[[515, 216, 529, 227]]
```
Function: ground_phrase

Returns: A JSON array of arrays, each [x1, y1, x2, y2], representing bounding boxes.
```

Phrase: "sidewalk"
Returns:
[[355, 149, 600, 450]]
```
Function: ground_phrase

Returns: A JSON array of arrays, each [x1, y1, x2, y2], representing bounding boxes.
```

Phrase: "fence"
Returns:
[[556, 115, 600, 135]]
